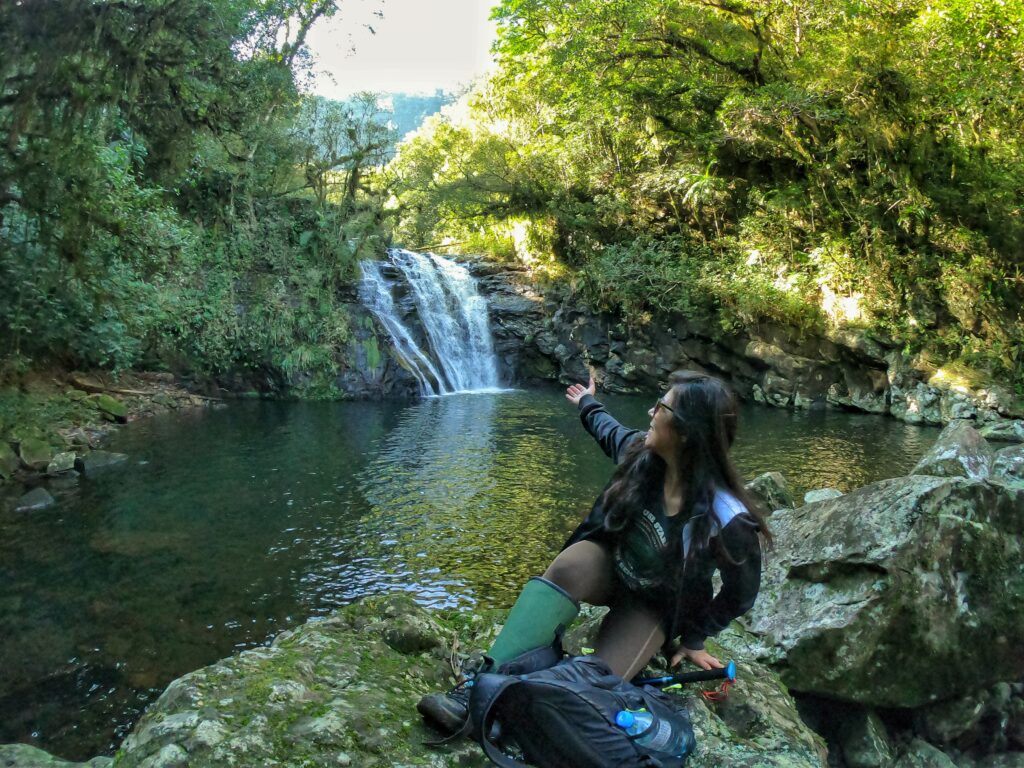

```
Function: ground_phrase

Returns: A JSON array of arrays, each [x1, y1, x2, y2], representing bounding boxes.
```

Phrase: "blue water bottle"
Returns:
[[615, 709, 693, 757]]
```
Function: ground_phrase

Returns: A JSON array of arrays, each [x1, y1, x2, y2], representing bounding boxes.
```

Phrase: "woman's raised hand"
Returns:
[[565, 372, 597, 406], [670, 644, 725, 671]]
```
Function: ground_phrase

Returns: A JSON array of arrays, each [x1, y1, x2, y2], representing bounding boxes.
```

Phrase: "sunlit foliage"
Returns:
[[392, 0, 1024, 387]]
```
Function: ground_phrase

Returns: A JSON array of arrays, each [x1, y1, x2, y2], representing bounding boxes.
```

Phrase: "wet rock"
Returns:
[[15, 487, 55, 512], [803, 488, 843, 504], [991, 445, 1024, 489], [893, 739, 958, 768], [836, 708, 896, 768], [889, 380, 944, 425], [911, 421, 993, 480], [747, 475, 1024, 708], [827, 368, 890, 414], [0, 743, 112, 766], [92, 394, 128, 423], [978, 420, 1024, 444], [17, 437, 52, 471], [746, 471, 796, 513], [110, 595, 826, 768], [152, 393, 178, 409], [46, 452, 77, 475], [75, 451, 128, 476]]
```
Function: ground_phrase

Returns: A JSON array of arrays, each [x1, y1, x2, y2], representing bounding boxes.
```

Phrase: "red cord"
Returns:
[[700, 678, 733, 702]]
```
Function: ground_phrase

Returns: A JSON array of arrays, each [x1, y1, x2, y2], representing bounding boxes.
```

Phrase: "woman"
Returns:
[[418, 370, 770, 735]]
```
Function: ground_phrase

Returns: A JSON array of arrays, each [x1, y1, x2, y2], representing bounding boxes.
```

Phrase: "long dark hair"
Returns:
[[601, 370, 771, 563]]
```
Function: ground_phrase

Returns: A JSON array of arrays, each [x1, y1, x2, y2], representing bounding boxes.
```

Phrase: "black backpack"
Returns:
[[468, 655, 696, 768]]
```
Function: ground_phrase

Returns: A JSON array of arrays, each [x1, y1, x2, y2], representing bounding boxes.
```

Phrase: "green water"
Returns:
[[0, 388, 937, 759]]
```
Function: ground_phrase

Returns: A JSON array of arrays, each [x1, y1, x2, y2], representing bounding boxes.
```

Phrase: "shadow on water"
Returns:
[[0, 388, 938, 759]]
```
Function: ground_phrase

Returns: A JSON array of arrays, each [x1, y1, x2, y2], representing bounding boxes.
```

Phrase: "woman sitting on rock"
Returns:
[[418, 369, 771, 735]]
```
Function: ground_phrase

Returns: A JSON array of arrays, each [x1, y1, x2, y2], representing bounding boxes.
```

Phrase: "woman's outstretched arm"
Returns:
[[566, 374, 643, 464]]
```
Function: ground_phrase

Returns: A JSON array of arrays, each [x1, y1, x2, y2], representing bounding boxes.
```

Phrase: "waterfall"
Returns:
[[358, 249, 501, 396]]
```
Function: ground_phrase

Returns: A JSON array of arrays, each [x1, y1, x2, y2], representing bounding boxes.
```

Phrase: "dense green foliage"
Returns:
[[0, 0, 393, 393], [392, 0, 1024, 386]]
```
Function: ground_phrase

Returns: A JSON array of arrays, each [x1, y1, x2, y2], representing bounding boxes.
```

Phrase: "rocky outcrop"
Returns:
[[11, 595, 827, 768], [746, 470, 1024, 708], [911, 421, 993, 480], [466, 263, 1024, 428]]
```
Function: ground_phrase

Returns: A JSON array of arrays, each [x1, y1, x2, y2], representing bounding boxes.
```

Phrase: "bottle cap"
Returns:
[[615, 711, 635, 728]]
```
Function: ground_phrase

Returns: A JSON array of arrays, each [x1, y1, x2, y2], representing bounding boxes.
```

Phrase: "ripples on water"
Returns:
[[0, 388, 937, 759]]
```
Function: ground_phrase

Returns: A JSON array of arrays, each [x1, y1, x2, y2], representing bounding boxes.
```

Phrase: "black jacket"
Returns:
[[563, 394, 762, 650]]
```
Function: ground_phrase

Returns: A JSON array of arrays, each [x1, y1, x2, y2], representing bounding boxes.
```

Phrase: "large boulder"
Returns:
[[747, 475, 1024, 708], [911, 420, 993, 480], [102, 595, 824, 768]]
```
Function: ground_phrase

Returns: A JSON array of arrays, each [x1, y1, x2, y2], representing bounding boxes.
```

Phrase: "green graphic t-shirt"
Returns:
[[613, 505, 677, 593]]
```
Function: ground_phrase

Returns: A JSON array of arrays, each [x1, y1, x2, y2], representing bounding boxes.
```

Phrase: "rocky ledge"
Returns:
[[464, 261, 1024, 430]]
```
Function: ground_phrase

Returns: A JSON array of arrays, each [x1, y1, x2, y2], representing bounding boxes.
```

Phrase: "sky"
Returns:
[[306, 0, 499, 99]]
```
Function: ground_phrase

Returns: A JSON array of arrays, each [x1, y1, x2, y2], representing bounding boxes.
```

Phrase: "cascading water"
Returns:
[[358, 249, 501, 396]]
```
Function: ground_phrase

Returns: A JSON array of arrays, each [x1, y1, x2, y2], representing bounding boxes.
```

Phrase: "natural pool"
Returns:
[[0, 388, 938, 759]]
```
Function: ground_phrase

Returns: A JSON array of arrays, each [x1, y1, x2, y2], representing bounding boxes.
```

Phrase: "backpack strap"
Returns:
[[469, 672, 524, 768]]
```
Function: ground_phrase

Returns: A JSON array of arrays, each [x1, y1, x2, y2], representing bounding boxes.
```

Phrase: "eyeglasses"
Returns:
[[653, 398, 676, 417]]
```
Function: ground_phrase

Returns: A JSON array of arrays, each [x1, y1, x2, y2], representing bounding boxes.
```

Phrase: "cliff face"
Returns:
[[466, 261, 1023, 429]]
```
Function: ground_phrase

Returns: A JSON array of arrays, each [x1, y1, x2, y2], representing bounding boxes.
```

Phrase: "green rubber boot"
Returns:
[[487, 576, 580, 667], [417, 576, 579, 735]]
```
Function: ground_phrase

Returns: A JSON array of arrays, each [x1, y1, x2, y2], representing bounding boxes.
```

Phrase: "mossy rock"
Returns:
[[0, 441, 18, 480], [103, 595, 825, 768], [152, 393, 178, 409], [17, 436, 52, 471], [47, 451, 77, 475], [91, 394, 128, 423], [0, 743, 112, 767]]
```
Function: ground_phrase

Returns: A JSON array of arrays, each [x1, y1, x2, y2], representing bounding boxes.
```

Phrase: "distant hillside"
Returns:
[[378, 90, 453, 141]]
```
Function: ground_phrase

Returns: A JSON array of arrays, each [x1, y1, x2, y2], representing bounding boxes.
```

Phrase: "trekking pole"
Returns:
[[634, 660, 737, 688]]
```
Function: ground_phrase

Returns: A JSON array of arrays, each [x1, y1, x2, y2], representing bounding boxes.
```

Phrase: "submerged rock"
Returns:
[[911, 421, 993, 480], [14, 486, 55, 512], [74, 451, 128, 476], [101, 594, 824, 768], [747, 474, 1024, 708]]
